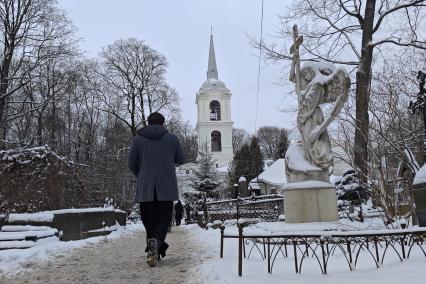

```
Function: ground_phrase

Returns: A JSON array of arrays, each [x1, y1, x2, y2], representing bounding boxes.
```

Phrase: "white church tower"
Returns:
[[196, 34, 234, 166]]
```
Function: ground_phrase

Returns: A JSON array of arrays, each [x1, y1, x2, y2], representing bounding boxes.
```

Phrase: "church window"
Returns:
[[211, 131, 222, 152], [210, 100, 221, 121]]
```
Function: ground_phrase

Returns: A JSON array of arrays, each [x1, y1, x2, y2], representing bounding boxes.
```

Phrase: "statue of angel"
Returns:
[[288, 25, 351, 172]]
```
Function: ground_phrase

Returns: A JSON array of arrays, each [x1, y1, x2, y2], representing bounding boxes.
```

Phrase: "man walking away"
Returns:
[[128, 112, 185, 267], [174, 200, 184, 226]]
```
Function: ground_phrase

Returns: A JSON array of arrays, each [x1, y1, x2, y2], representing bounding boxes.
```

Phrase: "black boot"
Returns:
[[157, 240, 169, 259], [147, 238, 158, 267]]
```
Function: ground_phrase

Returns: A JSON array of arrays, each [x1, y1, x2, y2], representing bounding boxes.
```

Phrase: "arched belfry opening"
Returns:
[[211, 131, 222, 152], [210, 100, 221, 121]]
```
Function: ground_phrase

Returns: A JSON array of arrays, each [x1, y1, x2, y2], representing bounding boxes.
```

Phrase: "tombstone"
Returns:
[[233, 183, 239, 199], [238, 177, 249, 197], [410, 73, 426, 227], [283, 25, 350, 223], [413, 179, 426, 227]]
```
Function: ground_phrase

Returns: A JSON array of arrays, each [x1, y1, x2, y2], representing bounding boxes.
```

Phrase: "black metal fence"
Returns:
[[205, 194, 284, 223], [220, 225, 426, 276]]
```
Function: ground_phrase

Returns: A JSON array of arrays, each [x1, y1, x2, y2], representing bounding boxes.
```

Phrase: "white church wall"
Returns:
[[197, 122, 233, 165]]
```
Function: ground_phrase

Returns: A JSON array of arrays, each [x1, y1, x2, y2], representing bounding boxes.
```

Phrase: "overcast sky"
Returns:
[[58, 0, 296, 133]]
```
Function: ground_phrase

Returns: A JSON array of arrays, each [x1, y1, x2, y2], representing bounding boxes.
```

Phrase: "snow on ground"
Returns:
[[0, 241, 35, 250], [1, 225, 55, 232], [0, 229, 57, 241], [0, 223, 143, 276], [1, 220, 424, 283], [1, 224, 204, 284], [187, 223, 426, 284]]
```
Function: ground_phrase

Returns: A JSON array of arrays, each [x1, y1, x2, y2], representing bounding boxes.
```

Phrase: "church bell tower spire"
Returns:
[[196, 32, 234, 166], [207, 33, 218, 80]]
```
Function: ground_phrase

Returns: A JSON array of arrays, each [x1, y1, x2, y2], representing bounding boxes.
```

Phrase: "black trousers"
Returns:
[[139, 198, 173, 256]]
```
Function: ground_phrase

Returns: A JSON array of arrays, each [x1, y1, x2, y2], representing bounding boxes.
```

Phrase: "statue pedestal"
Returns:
[[283, 181, 338, 223]]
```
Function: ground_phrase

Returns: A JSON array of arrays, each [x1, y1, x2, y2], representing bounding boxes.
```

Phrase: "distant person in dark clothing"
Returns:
[[128, 112, 185, 267], [174, 200, 184, 226]]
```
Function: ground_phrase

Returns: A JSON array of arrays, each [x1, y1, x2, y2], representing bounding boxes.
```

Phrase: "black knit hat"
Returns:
[[147, 112, 165, 125]]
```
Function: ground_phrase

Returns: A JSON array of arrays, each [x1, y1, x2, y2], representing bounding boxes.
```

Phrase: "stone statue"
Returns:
[[285, 25, 351, 182]]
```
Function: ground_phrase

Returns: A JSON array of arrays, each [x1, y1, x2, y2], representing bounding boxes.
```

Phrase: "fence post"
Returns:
[[320, 239, 327, 274], [236, 197, 241, 223], [203, 194, 209, 229], [267, 237, 271, 273], [374, 237, 380, 265], [293, 240, 299, 274], [400, 234, 406, 259], [238, 224, 243, 276], [220, 225, 225, 258]]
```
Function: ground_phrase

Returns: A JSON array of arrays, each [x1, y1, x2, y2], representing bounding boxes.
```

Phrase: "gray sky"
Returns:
[[58, 0, 296, 133]]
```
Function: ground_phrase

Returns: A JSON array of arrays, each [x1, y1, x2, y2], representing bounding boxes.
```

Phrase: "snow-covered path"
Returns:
[[1, 226, 207, 284]]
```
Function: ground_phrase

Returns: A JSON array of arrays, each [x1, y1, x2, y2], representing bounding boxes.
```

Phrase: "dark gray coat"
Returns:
[[128, 125, 185, 202]]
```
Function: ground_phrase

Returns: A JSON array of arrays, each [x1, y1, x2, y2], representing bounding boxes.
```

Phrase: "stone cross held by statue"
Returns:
[[290, 25, 303, 98]]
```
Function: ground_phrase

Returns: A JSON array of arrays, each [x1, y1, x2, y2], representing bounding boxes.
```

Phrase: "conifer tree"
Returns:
[[228, 136, 264, 187], [249, 137, 264, 180], [275, 131, 289, 160], [191, 142, 219, 198]]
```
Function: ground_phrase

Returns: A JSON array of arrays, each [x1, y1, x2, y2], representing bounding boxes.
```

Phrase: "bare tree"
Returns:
[[261, 0, 426, 180], [257, 126, 289, 161], [96, 38, 177, 136], [232, 128, 251, 153], [67, 60, 103, 163], [168, 119, 198, 163], [333, 52, 424, 224], [0, 0, 76, 148], [0, 5, 186, 211]]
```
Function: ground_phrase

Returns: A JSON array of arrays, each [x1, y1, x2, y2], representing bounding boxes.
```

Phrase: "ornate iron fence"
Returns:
[[206, 194, 284, 223], [220, 226, 426, 276]]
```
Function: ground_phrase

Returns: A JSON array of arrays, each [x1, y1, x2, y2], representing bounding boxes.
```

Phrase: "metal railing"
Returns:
[[220, 225, 426, 276], [205, 194, 284, 223]]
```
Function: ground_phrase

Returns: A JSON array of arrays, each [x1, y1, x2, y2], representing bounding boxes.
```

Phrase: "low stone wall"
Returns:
[[6, 209, 127, 241], [52, 211, 126, 241]]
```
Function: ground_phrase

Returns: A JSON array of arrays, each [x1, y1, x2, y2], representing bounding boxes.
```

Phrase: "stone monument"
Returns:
[[283, 25, 351, 223]]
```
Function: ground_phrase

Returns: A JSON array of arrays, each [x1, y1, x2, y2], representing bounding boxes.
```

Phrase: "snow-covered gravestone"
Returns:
[[413, 165, 426, 227], [283, 25, 351, 223], [238, 176, 249, 197]]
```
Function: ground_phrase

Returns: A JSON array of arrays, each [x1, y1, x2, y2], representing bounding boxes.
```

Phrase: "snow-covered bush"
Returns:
[[334, 169, 372, 222], [335, 169, 370, 207], [0, 146, 87, 213], [103, 197, 117, 208], [127, 204, 141, 224]]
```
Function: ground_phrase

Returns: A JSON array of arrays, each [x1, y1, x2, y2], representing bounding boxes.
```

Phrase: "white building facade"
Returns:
[[196, 35, 234, 165]]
